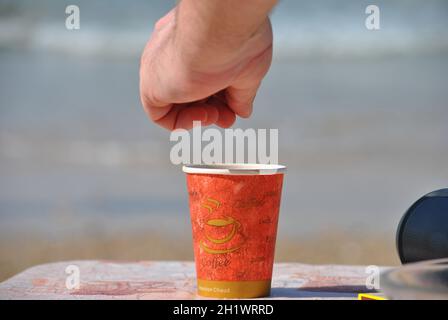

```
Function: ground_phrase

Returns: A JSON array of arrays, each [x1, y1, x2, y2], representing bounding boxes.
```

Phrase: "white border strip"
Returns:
[[182, 164, 286, 175]]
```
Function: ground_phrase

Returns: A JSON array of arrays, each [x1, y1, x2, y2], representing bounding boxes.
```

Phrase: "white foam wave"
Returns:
[[1, 17, 448, 60]]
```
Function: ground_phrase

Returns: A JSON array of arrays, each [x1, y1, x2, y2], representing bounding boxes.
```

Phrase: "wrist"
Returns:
[[173, 9, 272, 74], [175, 0, 259, 50]]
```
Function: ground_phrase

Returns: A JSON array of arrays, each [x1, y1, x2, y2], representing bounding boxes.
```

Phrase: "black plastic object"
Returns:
[[397, 188, 448, 264]]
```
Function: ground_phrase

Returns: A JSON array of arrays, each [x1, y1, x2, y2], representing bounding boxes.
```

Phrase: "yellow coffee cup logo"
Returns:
[[200, 198, 242, 254]]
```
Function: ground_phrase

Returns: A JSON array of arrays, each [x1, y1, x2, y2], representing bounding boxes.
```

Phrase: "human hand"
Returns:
[[139, 6, 273, 130]]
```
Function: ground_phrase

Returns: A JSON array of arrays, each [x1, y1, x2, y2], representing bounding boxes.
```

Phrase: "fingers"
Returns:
[[201, 104, 219, 126], [151, 104, 215, 131], [174, 102, 220, 129], [149, 104, 181, 130], [207, 96, 236, 128], [151, 104, 205, 131], [141, 84, 234, 130], [173, 105, 209, 130], [149, 98, 235, 131]]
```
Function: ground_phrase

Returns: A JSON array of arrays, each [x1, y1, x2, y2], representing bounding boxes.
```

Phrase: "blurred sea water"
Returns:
[[1, 0, 448, 59], [0, 0, 448, 278]]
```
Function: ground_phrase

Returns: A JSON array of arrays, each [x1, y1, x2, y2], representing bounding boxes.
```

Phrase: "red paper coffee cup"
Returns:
[[183, 164, 286, 298]]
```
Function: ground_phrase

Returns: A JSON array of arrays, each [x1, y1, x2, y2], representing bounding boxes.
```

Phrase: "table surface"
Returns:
[[0, 261, 385, 300]]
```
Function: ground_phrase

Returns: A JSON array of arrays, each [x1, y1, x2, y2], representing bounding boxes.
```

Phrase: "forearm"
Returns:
[[174, 0, 277, 69]]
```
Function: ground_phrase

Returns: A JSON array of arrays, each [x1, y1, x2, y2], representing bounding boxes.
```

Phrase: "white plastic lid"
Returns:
[[182, 164, 286, 175]]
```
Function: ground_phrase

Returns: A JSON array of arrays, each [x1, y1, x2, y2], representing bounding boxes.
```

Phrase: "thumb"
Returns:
[[225, 44, 272, 119], [225, 83, 260, 118]]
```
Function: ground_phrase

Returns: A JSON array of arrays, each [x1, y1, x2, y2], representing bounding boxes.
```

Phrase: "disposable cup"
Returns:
[[183, 164, 286, 298]]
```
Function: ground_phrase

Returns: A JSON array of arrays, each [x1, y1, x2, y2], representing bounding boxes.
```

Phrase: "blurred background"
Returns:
[[0, 0, 447, 281]]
